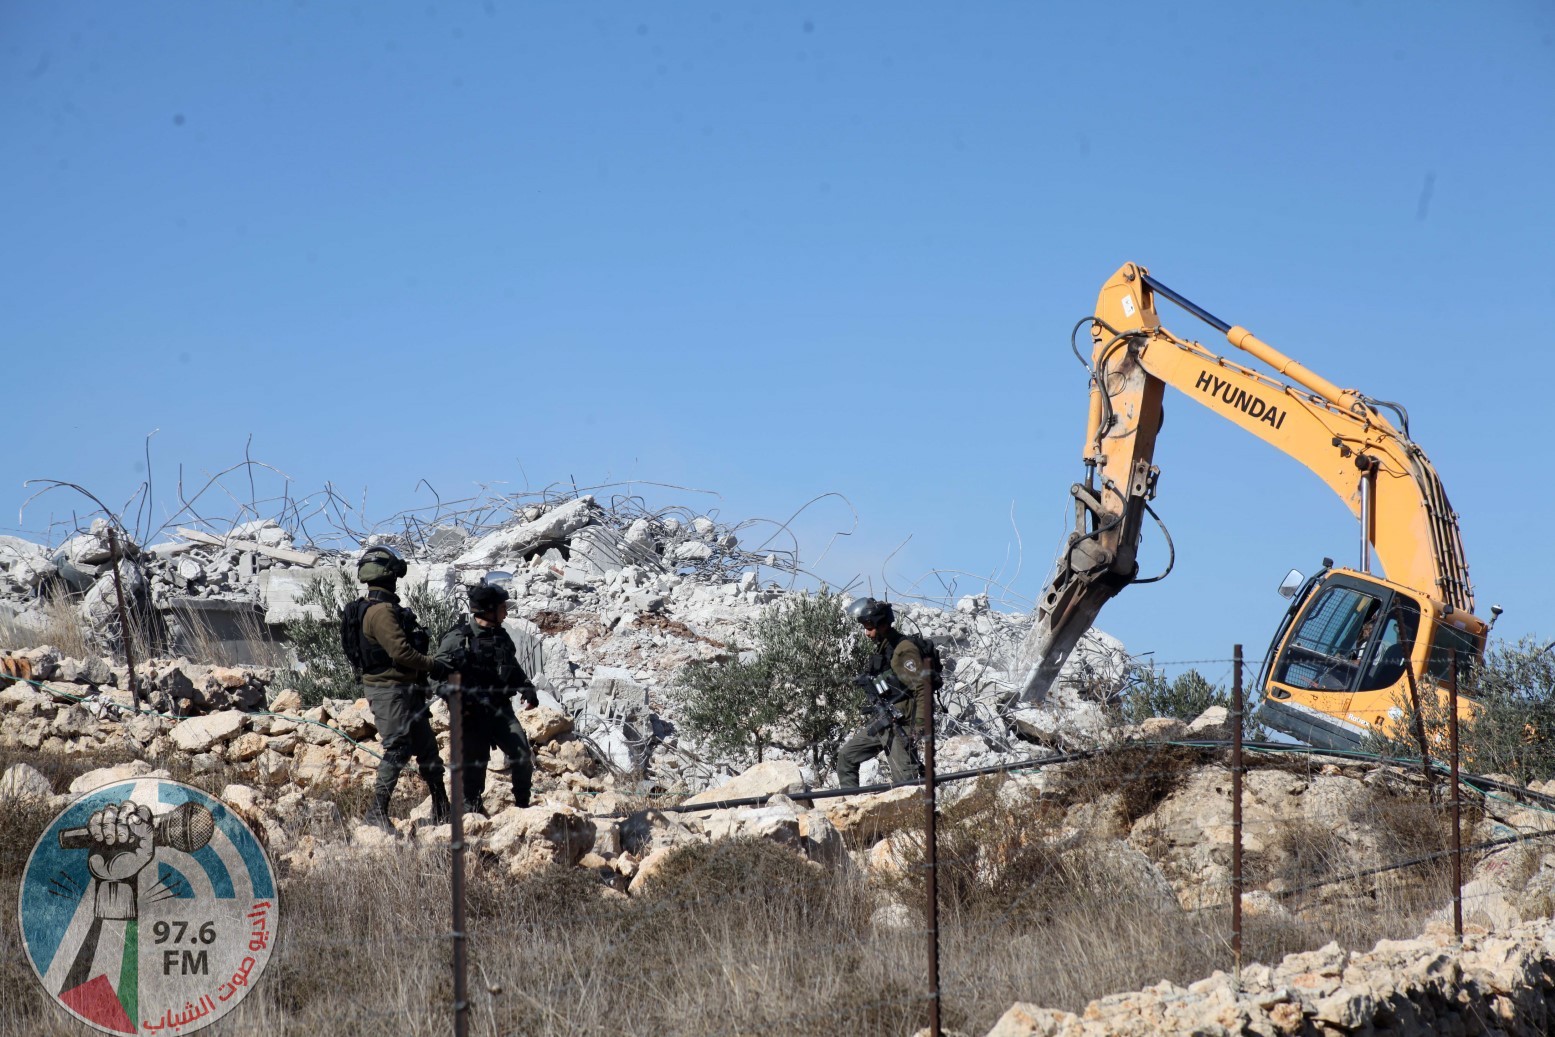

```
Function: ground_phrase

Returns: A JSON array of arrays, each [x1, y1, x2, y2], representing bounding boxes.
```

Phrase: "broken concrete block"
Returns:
[[425, 525, 469, 557], [0, 536, 55, 592], [623, 518, 657, 552], [673, 541, 713, 563], [455, 496, 600, 567], [258, 567, 326, 624]]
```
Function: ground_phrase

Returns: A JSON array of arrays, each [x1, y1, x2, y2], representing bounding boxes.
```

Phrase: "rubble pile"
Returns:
[[0, 494, 1131, 790]]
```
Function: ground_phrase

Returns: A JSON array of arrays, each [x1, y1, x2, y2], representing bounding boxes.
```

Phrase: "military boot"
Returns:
[[428, 780, 451, 825], [364, 787, 395, 831], [513, 771, 532, 810]]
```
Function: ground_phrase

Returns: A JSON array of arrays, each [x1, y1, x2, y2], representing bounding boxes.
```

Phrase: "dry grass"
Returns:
[[174, 603, 293, 669], [0, 592, 290, 670], [0, 610, 37, 652], [1050, 743, 1207, 824], [0, 749, 1510, 1035], [219, 839, 921, 1037], [2, 596, 98, 659]]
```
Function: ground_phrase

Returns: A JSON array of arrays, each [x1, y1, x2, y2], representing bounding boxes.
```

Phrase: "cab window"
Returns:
[[1356, 597, 1420, 691], [1426, 622, 1482, 683], [1273, 585, 1382, 691]]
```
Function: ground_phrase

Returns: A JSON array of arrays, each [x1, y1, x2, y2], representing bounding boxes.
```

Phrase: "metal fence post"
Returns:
[[1231, 644, 1243, 986], [923, 688, 941, 1037], [1449, 654, 1463, 940], [105, 528, 142, 711], [449, 683, 469, 1037], [1404, 667, 1434, 789]]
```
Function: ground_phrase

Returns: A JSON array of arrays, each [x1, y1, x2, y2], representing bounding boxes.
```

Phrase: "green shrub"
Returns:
[[679, 654, 787, 765], [1118, 666, 1223, 724], [1458, 636, 1555, 781], [403, 578, 463, 644], [1370, 635, 1555, 783], [678, 589, 871, 768], [1115, 663, 1267, 739], [276, 569, 357, 707]]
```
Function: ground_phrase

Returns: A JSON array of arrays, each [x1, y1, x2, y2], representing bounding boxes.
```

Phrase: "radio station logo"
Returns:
[[17, 778, 278, 1034]]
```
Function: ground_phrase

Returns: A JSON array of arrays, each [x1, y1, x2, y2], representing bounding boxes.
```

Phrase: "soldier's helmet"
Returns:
[[846, 597, 894, 628], [357, 545, 408, 583], [468, 583, 510, 615]]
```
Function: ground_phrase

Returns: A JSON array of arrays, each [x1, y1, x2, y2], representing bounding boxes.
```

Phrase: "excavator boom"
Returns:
[[1019, 264, 1479, 742]]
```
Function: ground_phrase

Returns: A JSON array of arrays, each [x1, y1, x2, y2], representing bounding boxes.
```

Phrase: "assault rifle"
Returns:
[[851, 674, 924, 774]]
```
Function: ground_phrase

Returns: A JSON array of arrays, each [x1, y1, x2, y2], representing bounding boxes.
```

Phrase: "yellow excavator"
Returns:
[[1018, 262, 1493, 749]]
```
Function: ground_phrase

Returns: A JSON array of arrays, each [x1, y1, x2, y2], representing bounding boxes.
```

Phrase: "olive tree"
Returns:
[[679, 589, 871, 769]]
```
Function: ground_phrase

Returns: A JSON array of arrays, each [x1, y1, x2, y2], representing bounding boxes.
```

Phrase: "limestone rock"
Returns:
[[68, 760, 166, 795], [269, 688, 304, 714], [331, 699, 376, 740], [797, 811, 849, 872], [227, 731, 268, 762], [169, 711, 247, 753], [822, 786, 921, 847], [517, 706, 573, 746], [682, 760, 804, 808], [0, 763, 53, 800], [627, 846, 677, 894], [291, 744, 337, 787], [1185, 705, 1232, 740], [1136, 716, 1189, 740], [483, 804, 595, 875], [984, 1002, 1077, 1037]]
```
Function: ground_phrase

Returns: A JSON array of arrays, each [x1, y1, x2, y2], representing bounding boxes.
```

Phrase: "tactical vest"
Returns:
[[450, 621, 525, 699], [865, 630, 905, 678], [866, 630, 945, 692], [342, 590, 429, 678]]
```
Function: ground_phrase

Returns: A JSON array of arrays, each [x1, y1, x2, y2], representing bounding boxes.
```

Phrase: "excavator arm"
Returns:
[[1018, 263, 1474, 703]]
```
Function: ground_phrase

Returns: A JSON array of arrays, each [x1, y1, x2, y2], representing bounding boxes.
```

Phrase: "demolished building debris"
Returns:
[[0, 490, 1132, 792]]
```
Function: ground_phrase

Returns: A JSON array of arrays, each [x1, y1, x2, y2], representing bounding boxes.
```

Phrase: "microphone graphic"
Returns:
[[58, 802, 216, 853]]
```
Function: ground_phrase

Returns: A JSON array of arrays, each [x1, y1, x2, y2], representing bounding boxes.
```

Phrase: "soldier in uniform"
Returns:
[[836, 597, 931, 789], [349, 546, 454, 827], [434, 582, 538, 812]]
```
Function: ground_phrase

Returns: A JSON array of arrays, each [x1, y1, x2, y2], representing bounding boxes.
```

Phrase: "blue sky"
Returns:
[[6, 2, 1553, 676]]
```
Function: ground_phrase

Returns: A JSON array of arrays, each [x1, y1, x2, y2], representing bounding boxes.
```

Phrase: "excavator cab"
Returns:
[[1257, 562, 1485, 749], [1018, 263, 1490, 750]]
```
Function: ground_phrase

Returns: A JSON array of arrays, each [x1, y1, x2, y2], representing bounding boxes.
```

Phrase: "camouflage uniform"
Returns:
[[836, 632, 931, 788]]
